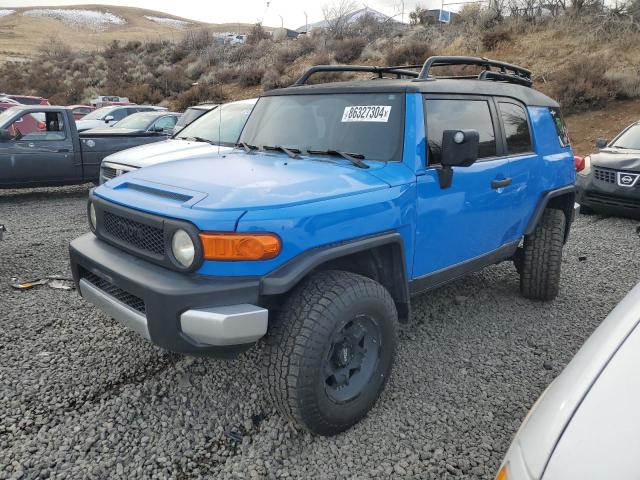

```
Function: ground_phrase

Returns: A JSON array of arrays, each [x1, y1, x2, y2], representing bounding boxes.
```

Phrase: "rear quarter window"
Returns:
[[549, 107, 570, 147]]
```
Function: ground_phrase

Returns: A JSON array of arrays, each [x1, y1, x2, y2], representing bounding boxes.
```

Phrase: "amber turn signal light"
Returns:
[[200, 233, 281, 261]]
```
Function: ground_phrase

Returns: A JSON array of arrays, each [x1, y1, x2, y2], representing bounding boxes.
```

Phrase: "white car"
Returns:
[[99, 98, 257, 184], [497, 281, 640, 480], [75, 105, 166, 132]]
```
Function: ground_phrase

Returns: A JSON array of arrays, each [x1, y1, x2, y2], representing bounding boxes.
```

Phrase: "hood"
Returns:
[[102, 151, 392, 211], [591, 148, 640, 171], [101, 138, 232, 169], [75, 119, 106, 131], [81, 127, 149, 136]]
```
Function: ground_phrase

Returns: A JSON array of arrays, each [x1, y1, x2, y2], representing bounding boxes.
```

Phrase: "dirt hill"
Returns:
[[0, 4, 259, 63]]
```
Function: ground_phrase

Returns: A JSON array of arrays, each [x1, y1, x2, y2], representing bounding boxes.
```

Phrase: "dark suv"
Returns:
[[577, 123, 640, 216], [70, 56, 576, 435]]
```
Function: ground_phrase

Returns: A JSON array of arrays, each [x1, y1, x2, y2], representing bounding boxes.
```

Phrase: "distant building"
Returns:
[[272, 28, 300, 41]]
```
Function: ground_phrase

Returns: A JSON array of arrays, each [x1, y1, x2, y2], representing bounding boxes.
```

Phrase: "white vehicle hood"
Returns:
[[101, 139, 234, 169]]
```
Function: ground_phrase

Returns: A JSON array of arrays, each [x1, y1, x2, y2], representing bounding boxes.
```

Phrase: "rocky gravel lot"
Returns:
[[1, 184, 639, 479]]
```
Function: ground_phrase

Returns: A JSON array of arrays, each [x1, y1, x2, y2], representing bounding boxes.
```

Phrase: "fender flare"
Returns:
[[260, 231, 410, 319], [525, 185, 576, 242]]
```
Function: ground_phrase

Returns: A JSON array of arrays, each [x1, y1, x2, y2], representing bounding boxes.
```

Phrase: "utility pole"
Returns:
[[304, 11, 308, 32], [279, 15, 284, 28], [401, 0, 404, 23]]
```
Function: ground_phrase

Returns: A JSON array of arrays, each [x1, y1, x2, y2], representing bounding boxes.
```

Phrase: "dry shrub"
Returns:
[[239, 65, 265, 87], [174, 84, 226, 111], [547, 55, 613, 112], [385, 41, 434, 66], [228, 44, 257, 63], [605, 70, 640, 99], [332, 38, 367, 63], [481, 29, 512, 50]]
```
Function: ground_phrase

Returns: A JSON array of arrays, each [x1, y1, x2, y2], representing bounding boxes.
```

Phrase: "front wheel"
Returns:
[[263, 270, 397, 436]]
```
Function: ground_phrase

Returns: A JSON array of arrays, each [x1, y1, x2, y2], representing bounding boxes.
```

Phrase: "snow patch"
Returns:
[[0, 10, 15, 18], [144, 16, 191, 28], [23, 9, 126, 30]]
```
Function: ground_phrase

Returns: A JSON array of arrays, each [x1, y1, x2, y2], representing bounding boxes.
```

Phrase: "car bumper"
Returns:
[[576, 173, 640, 216], [69, 233, 268, 357]]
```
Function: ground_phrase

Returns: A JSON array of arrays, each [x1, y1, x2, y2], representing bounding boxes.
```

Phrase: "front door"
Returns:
[[413, 96, 519, 280], [0, 110, 76, 187]]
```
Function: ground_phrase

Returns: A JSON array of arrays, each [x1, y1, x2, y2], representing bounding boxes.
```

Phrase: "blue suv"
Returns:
[[69, 56, 576, 435]]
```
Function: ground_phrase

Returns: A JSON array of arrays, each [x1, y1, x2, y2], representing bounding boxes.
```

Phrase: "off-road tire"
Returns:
[[263, 270, 397, 436], [519, 208, 566, 301]]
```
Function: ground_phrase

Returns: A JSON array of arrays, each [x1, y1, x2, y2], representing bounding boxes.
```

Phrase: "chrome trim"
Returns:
[[79, 278, 150, 339], [180, 304, 268, 346]]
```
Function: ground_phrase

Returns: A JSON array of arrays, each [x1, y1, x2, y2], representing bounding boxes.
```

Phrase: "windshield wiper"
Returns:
[[307, 149, 369, 169], [235, 141, 259, 154], [263, 145, 301, 159], [183, 136, 217, 145]]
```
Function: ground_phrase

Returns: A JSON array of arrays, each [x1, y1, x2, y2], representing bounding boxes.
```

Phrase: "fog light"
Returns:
[[88, 202, 97, 231], [172, 229, 195, 267]]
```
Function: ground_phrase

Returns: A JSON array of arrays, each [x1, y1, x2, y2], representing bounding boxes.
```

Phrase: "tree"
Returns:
[[322, 0, 358, 38]]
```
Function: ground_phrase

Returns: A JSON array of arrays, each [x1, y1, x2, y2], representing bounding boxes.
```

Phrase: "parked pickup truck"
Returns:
[[0, 106, 178, 189]]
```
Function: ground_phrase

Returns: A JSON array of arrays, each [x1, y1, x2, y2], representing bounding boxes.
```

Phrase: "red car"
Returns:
[[4, 94, 49, 105], [67, 105, 96, 120]]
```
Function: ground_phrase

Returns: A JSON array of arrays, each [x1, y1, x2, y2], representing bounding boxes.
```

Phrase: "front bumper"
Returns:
[[70, 233, 267, 357], [576, 171, 640, 216]]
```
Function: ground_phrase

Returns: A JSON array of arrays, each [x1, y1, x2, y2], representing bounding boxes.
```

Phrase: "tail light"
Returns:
[[574, 155, 585, 172]]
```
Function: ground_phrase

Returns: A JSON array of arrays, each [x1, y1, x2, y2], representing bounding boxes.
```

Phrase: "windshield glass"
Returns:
[[0, 107, 18, 126], [175, 107, 212, 130], [611, 123, 640, 150], [82, 106, 117, 121], [239, 94, 404, 162], [114, 113, 156, 130], [177, 101, 254, 145]]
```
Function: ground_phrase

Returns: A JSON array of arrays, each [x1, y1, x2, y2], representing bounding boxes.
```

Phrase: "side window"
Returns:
[[6, 111, 66, 141], [549, 107, 570, 147], [425, 99, 497, 164], [111, 108, 128, 121], [498, 102, 532, 154], [153, 116, 177, 130]]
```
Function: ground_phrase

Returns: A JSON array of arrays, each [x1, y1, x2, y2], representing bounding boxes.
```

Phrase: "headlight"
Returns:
[[578, 155, 592, 176], [88, 202, 97, 231], [172, 229, 195, 267]]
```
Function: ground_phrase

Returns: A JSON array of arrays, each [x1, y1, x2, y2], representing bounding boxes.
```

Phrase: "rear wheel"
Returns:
[[519, 208, 566, 301], [263, 270, 397, 435]]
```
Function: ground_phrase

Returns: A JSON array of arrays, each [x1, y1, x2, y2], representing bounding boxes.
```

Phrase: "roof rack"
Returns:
[[417, 56, 533, 87], [293, 65, 421, 86]]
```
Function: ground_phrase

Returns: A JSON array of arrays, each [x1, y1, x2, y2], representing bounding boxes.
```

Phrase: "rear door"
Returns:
[[0, 110, 77, 186], [413, 95, 519, 281]]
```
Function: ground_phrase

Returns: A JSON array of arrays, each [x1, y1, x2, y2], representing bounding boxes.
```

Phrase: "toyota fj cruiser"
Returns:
[[69, 56, 576, 435]]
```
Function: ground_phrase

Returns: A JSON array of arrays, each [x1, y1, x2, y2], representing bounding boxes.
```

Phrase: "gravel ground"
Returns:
[[1, 185, 639, 480]]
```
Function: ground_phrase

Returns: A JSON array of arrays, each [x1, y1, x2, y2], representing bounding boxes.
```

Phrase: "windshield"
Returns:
[[177, 101, 254, 146], [0, 107, 18, 126], [82, 106, 117, 121], [175, 107, 212, 130], [611, 123, 640, 150], [239, 94, 404, 162], [114, 113, 156, 130]]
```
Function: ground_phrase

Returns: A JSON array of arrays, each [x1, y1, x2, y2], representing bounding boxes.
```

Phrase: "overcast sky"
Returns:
[[2, 0, 442, 28]]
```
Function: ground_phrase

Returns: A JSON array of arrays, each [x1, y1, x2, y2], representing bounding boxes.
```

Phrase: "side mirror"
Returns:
[[0, 128, 12, 141], [437, 129, 480, 189], [595, 138, 608, 149], [104, 115, 114, 123]]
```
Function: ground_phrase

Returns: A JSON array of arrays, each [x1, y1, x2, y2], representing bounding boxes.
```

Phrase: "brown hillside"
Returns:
[[0, 4, 261, 63]]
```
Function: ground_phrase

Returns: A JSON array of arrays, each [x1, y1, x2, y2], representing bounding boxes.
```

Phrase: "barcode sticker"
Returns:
[[341, 106, 392, 123]]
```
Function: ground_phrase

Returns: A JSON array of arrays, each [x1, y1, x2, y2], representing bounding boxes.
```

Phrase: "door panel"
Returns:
[[412, 96, 519, 278]]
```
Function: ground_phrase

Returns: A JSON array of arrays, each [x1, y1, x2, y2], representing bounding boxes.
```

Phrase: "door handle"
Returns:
[[56, 148, 70, 153], [491, 177, 512, 189]]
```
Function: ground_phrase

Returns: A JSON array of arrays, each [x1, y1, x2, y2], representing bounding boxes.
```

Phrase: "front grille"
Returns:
[[82, 271, 146, 314], [102, 166, 117, 180], [585, 191, 640, 208], [593, 167, 616, 184], [102, 211, 164, 256]]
